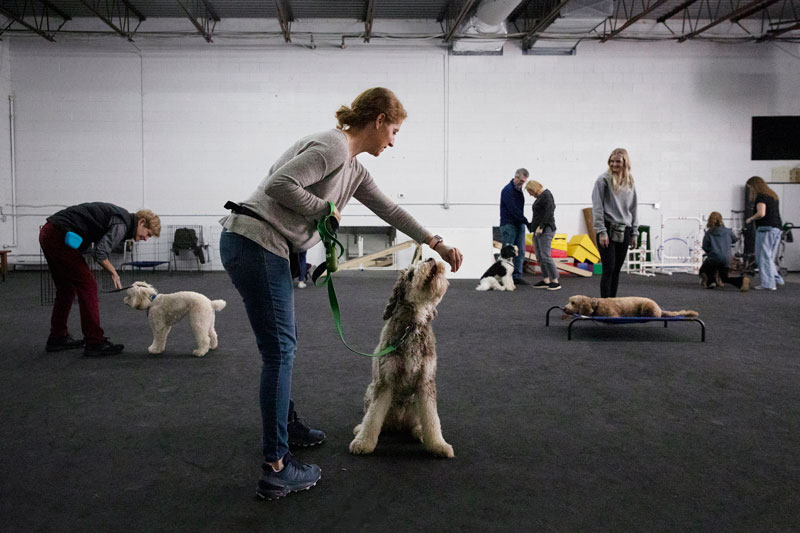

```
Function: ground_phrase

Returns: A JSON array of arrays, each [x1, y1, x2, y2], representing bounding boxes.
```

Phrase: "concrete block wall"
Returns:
[[2, 36, 798, 272]]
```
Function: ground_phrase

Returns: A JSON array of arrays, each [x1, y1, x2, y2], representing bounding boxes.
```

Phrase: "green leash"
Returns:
[[311, 202, 408, 358]]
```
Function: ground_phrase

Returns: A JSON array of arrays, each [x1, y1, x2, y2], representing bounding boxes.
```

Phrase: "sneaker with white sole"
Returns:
[[753, 285, 776, 291], [533, 280, 549, 289], [547, 282, 562, 291], [256, 452, 321, 500]]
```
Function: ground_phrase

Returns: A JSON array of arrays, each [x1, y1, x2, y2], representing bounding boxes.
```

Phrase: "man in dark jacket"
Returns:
[[39, 202, 161, 356], [499, 168, 530, 285]]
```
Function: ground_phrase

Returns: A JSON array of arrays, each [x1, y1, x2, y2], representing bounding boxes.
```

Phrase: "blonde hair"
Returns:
[[335, 88, 408, 130], [707, 211, 724, 228], [136, 209, 161, 237], [525, 180, 542, 194], [607, 148, 634, 192], [745, 176, 778, 201]]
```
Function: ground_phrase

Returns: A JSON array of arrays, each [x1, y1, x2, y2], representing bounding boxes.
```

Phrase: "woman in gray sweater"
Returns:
[[591, 148, 638, 298], [219, 88, 463, 500]]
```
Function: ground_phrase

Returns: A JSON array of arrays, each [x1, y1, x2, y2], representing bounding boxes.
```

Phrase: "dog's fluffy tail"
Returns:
[[211, 299, 227, 312], [661, 309, 698, 317]]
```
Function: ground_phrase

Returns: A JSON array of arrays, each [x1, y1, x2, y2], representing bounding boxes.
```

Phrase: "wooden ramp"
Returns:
[[493, 241, 592, 277]]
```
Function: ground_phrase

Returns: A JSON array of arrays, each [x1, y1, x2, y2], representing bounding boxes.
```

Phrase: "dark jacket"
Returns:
[[702, 226, 737, 266], [528, 189, 556, 233], [500, 180, 527, 226], [48, 202, 137, 257]]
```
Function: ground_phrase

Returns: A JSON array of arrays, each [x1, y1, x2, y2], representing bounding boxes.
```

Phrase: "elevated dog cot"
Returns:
[[546, 305, 706, 342]]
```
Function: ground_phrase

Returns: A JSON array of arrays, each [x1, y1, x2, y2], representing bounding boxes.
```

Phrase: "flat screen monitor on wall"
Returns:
[[751, 116, 800, 160]]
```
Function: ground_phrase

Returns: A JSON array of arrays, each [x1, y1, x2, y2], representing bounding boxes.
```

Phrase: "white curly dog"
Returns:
[[123, 281, 226, 357], [350, 258, 454, 458]]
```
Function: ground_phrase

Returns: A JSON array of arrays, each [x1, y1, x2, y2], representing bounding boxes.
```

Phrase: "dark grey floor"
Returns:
[[1, 268, 799, 532]]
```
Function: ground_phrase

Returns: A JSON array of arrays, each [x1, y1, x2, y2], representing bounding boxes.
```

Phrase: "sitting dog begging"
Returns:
[[123, 281, 226, 357], [350, 258, 454, 458], [564, 295, 698, 318], [475, 244, 518, 291]]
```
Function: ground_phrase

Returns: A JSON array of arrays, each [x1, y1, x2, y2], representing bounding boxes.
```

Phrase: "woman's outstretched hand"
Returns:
[[435, 244, 463, 273]]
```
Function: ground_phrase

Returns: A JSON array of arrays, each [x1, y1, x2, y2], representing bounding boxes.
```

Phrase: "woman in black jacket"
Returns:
[[525, 180, 560, 290]]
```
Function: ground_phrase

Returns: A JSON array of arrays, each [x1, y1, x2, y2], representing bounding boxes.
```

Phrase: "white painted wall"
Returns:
[[0, 41, 12, 250], [2, 34, 798, 275]]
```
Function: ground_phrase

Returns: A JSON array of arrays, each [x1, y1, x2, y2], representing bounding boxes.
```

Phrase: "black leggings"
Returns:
[[597, 226, 632, 298]]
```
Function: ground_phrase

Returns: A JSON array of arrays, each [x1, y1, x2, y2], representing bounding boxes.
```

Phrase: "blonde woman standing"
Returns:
[[525, 179, 560, 290], [591, 148, 638, 298]]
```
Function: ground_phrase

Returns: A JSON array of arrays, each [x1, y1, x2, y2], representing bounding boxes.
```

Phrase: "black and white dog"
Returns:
[[475, 244, 518, 291]]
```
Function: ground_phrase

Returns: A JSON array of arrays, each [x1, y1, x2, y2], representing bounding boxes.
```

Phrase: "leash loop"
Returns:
[[311, 202, 402, 358]]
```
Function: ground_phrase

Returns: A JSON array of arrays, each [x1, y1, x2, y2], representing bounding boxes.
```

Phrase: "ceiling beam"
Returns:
[[678, 0, 782, 40], [757, 18, 800, 39], [521, 0, 574, 50], [78, 0, 145, 41], [443, 0, 477, 43], [656, 0, 700, 23], [730, 0, 780, 22], [601, 0, 672, 41], [363, 0, 375, 42], [176, 0, 220, 43], [275, 0, 292, 43], [0, 0, 71, 42]]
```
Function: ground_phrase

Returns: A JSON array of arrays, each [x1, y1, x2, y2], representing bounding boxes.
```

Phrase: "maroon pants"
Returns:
[[39, 222, 104, 343]]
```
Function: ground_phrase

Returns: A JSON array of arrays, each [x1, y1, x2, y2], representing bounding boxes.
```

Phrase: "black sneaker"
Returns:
[[513, 278, 530, 286], [287, 410, 326, 447], [256, 452, 321, 500], [533, 280, 549, 289], [547, 282, 562, 291], [83, 338, 124, 357], [45, 335, 84, 352]]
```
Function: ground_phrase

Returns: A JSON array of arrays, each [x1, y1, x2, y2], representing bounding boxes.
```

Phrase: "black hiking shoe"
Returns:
[[45, 335, 84, 352], [533, 280, 549, 288], [83, 338, 124, 357], [256, 452, 321, 500], [287, 410, 326, 447]]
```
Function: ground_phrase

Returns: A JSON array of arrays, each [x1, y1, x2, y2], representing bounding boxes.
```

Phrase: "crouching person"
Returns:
[[700, 211, 749, 292], [39, 202, 161, 356]]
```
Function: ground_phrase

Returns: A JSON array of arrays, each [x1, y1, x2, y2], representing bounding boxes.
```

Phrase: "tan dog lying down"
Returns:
[[564, 295, 698, 318]]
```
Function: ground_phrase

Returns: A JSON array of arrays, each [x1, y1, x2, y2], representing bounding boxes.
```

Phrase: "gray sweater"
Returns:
[[591, 172, 638, 237], [220, 129, 430, 259]]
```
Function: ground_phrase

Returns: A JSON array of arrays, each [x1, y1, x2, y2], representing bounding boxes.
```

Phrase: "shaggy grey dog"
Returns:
[[350, 258, 454, 458], [123, 281, 226, 357]]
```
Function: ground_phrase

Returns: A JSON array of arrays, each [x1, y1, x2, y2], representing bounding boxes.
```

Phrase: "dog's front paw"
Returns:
[[349, 437, 376, 455], [148, 345, 163, 354], [191, 349, 208, 357], [428, 441, 455, 458], [353, 423, 363, 436]]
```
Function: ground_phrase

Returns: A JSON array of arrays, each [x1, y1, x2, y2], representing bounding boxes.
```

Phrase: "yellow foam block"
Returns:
[[525, 233, 533, 246], [551, 233, 568, 252], [567, 234, 601, 264]]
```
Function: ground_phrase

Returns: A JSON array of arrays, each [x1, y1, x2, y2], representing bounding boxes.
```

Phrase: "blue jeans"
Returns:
[[220, 229, 296, 462], [755, 226, 783, 289], [533, 227, 558, 281], [500, 223, 527, 279]]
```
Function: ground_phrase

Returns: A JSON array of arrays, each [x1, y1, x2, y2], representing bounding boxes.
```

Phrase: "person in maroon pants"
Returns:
[[39, 202, 161, 356]]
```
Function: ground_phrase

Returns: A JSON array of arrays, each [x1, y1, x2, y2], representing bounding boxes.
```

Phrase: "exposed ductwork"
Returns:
[[451, 0, 526, 55]]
